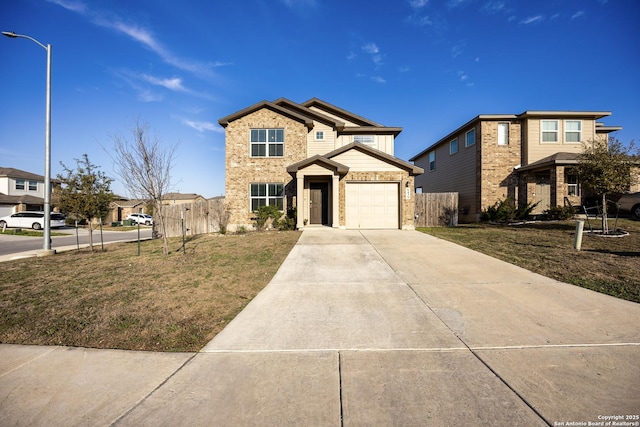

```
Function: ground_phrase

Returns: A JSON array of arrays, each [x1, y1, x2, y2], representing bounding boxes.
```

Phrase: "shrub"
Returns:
[[254, 205, 281, 231], [544, 205, 576, 220], [481, 197, 538, 223]]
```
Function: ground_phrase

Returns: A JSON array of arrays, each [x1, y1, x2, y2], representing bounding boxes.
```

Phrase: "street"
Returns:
[[0, 227, 153, 260]]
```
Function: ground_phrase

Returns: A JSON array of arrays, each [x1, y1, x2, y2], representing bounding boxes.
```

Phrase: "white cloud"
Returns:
[[141, 75, 186, 92], [520, 15, 544, 24], [182, 119, 222, 133], [408, 0, 428, 8], [46, 0, 87, 13], [458, 70, 468, 81], [362, 42, 379, 55], [483, 1, 506, 14], [571, 10, 585, 19], [371, 76, 386, 84]]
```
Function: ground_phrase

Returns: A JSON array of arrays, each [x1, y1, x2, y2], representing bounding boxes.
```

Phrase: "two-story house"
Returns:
[[0, 167, 61, 217], [410, 111, 622, 222], [219, 98, 423, 231]]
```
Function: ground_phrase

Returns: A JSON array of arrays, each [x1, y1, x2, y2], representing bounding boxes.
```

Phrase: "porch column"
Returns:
[[332, 174, 340, 228], [296, 175, 305, 229]]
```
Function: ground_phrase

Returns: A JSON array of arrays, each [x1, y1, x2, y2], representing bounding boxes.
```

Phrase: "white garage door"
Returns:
[[345, 182, 399, 229]]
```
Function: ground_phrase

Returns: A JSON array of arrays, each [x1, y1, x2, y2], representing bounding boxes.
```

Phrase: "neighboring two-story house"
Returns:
[[219, 98, 423, 231], [0, 167, 61, 217], [410, 111, 622, 222]]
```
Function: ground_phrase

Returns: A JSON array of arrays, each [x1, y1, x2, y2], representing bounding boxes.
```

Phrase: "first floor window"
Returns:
[[465, 129, 475, 147], [541, 120, 558, 142], [251, 129, 284, 157], [428, 151, 435, 171], [15, 179, 25, 190], [567, 174, 579, 196], [565, 120, 582, 143], [250, 183, 284, 211], [498, 123, 509, 145]]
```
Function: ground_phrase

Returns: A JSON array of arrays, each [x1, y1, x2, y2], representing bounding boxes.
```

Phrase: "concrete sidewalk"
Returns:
[[1, 229, 639, 426]]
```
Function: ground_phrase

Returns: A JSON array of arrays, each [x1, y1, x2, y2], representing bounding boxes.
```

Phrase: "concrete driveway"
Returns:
[[1, 229, 639, 426]]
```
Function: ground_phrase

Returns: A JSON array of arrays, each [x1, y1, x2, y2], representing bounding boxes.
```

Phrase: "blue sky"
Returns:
[[1, 0, 639, 198]]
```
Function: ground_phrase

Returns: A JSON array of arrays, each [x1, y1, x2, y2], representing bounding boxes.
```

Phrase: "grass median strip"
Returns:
[[0, 231, 301, 352], [418, 218, 640, 304]]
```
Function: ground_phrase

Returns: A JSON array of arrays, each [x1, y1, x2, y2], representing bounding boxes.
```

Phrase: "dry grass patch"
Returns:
[[0, 231, 301, 352], [418, 219, 640, 303]]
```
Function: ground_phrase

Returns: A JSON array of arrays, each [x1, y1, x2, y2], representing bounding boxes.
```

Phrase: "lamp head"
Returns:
[[2, 31, 18, 38]]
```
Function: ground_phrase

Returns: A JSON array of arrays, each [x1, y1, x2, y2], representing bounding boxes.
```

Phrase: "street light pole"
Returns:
[[3, 31, 54, 254]]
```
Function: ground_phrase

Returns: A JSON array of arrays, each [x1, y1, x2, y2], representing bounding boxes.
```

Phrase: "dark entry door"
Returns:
[[310, 183, 328, 225]]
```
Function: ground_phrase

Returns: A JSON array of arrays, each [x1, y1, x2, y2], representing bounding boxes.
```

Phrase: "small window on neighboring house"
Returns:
[[250, 129, 284, 157], [428, 151, 435, 171], [15, 179, 25, 190], [450, 138, 458, 154], [541, 120, 559, 143], [250, 183, 284, 211], [354, 135, 375, 146], [565, 120, 582, 143], [498, 123, 509, 145], [315, 131, 324, 140], [567, 174, 579, 196], [28, 180, 38, 191], [465, 129, 475, 147]]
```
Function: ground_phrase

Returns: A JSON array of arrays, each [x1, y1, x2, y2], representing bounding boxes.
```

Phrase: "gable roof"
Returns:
[[218, 100, 314, 129], [164, 192, 205, 201], [218, 98, 402, 136], [0, 167, 45, 181], [326, 142, 424, 175], [286, 155, 349, 175], [410, 110, 619, 162], [516, 152, 580, 172]]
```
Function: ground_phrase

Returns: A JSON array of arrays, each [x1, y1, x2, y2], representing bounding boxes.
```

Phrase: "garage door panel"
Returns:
[[346, 183, 399, 229]]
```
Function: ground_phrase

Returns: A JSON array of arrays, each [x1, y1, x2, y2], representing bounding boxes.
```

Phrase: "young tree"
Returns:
[[56, 154, 114, 250], [575, 138, 638, 233], [110, 119, 176, 255]]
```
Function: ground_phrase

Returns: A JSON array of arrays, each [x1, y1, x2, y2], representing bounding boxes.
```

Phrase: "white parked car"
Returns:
[[0, 211, 66, 230], [126, 213, 154, 225]]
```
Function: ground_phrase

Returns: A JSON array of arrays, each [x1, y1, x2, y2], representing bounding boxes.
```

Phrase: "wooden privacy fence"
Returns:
[[414, 192, 459, 227], [161, 198, 228, 238]]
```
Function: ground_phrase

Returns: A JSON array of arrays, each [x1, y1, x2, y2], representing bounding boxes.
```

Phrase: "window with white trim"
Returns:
[[315, 131, 324, 140], [15, 179, 25, 190], [567, 173, 579, 196], [354, 135, 375, 146], [565, 120, 582, 143], [250, 183, 284, 211], [250, 129, 284, 157], [498, 123, 509, 145], [450, 138, 458, 154], [465, 129, 475, 147], [428, 151, 435, 171], [28, 180, 38, 191], [541, 120, 558, 143]]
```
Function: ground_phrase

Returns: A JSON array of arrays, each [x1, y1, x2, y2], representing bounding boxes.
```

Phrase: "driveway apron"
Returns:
[[2, 229, 638, 426]]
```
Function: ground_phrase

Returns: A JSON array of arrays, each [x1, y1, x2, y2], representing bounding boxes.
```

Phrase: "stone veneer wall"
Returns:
[[224, 108, 308, 229], [478, 121, 522, 211], [337, 170, 415, 229]]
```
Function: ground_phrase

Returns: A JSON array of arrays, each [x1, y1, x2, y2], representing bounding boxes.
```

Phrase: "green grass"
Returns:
[[418, 218, 640, 303]]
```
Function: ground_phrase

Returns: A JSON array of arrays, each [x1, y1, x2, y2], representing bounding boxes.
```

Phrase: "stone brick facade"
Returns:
[[224, 109, 308, 229]]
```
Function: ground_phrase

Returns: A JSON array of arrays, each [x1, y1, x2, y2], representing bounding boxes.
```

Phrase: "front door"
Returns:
[[533, 176, 551, 214], [310, 183, 328, 224]]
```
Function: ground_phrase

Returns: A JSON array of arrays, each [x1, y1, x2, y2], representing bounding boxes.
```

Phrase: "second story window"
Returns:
[[541, 120, 558, 143], [315, 131, 324, 140], [15, 179, 25, 190], [465, 129, 475, 147], [450, 138, 458, 154], [498, 123, 509, 145], [28, 180, 38, 191], [354, 135, 376, 146], [565, 120, 582, 143], [428, 151, 435, 171], [251, 129, 284, 157]]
